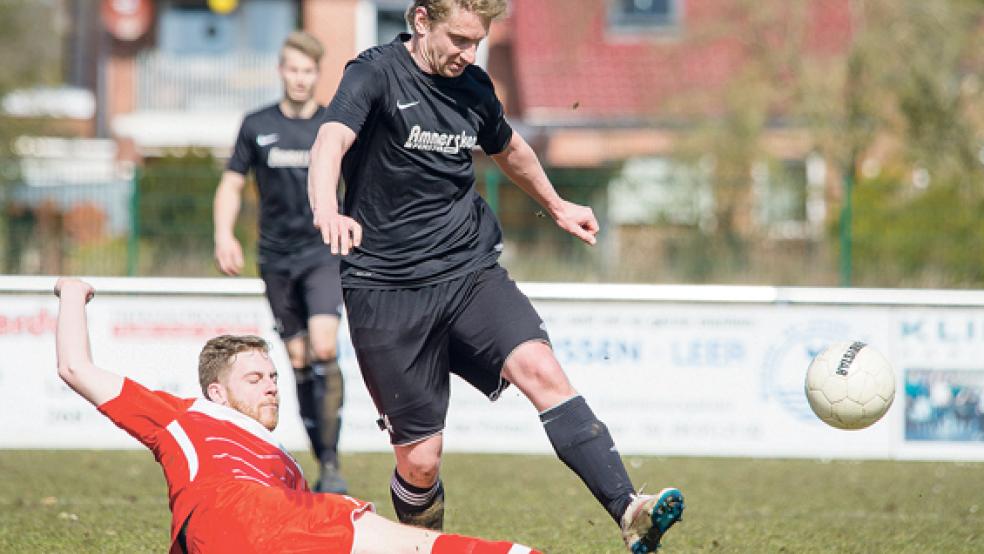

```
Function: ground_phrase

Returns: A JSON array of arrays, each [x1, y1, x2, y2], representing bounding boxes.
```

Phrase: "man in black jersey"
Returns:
[[213, 31, 348, 494], [308, 1, 684, 552]]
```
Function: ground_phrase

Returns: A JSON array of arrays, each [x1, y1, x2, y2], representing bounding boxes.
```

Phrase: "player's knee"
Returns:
[[510, 358, 572, 395], [310, 343, 337, 362], [401, 455, 441, 486], [405, 463, 440, 486], [288, 351, 307, 369]]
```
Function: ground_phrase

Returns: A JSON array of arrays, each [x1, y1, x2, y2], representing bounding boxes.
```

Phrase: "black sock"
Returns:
[[311, 358, 344, 468], [541, 395, 635, 523], [390, 469, 445, 530], [293, 365, 326, 463]]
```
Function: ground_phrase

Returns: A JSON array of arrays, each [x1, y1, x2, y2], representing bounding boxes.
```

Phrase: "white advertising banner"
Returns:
[[2, 277, 984, 461]]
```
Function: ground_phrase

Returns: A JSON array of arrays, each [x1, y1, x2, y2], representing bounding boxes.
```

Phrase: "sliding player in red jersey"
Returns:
[[54, 277, 541, 554]]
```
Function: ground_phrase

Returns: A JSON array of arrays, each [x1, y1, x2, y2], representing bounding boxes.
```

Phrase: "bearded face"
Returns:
[[228, 388, 280, 431], [208, 349, 281, 431]]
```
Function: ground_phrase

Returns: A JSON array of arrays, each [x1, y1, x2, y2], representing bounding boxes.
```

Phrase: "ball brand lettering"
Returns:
[[267, 147, 310, 168], [836, 341, 866, 375], [403, 125, 477, 154]]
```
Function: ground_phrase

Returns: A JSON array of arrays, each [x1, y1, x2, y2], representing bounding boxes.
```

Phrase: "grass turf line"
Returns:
[[1, 451, 982, 553]]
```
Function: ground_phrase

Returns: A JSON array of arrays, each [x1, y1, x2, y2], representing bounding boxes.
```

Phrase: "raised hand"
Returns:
[[54, 277, 95, 304]]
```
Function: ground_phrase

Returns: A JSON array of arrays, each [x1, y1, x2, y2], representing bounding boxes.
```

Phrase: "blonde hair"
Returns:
[[404, 0, 508, 29], [198, 335, 270, 397], [280, 30, 324, 65]]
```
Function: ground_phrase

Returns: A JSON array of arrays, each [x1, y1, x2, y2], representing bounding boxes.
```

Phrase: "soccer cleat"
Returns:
[[313, 462, 349, 494], [620, 488, 685, 553]]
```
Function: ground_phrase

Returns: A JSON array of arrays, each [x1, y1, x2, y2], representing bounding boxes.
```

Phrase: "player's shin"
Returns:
[[294, 365, 326, 459], [391, 469, 445, 530], [294, 366, 324, 450], [310, 359, 349, 493], [540, 395, 636, 523], [312, 358, 344, 466]]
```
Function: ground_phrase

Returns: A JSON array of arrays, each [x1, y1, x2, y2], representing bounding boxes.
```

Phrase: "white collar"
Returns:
[[188, 399, 291, 457]]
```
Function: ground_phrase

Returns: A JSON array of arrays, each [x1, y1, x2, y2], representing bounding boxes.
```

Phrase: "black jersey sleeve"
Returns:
[[325, 60, 384, 136], [227, 117, 256, 175], [477, 95, 514, 156]]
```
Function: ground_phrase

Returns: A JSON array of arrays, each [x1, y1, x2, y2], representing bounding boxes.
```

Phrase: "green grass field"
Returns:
[[1, 450, 981, 553]]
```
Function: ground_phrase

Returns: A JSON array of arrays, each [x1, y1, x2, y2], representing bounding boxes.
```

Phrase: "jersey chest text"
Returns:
[[253, 129, 316, 169], [402, 125, 477, 154], [391, 99, 479, 157]]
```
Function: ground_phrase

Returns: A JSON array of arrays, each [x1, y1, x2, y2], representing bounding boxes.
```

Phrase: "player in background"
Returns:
[[307, 1, 684, 552], [214, 31, 347, 493], [53, 277, 542, 554]]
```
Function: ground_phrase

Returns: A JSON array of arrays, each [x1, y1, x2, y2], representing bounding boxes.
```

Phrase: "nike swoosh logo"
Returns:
[[397, 100, 420, 110], [256, 133, 279, 146]]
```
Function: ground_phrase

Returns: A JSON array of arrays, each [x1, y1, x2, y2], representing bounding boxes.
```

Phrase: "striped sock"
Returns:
[[390, 469, 444, 530]]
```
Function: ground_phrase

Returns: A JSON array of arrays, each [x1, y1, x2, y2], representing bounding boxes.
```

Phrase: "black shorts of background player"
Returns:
[[306, 2, 684, 552], [213, 31, 347, 494]]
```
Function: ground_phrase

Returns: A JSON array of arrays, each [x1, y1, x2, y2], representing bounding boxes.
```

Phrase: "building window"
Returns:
[[609, 0, 682, 32], [376, 0, 408, 44], [159, 0, 297, 56], [753, 159, 821, 239], [356, 1, 408, 51], [160, 4, 235, 55], [609, 157, 714, 228]]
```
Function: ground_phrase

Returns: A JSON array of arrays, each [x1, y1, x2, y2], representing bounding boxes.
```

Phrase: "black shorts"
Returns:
[[260, 246, 343, 340], [343, 265, 550, 445]]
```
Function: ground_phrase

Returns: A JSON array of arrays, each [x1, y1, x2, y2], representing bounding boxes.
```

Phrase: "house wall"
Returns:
[[303, 0, 361, 105]]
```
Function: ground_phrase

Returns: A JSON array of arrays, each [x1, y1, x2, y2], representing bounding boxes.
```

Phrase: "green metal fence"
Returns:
[[2, 154, 982, 287], [0, 153, 259, 278]]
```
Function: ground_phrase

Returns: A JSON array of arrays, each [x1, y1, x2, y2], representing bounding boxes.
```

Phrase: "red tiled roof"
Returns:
[[509, 0, 853, 123]]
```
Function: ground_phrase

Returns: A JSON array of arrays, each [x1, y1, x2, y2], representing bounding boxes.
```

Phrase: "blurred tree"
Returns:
[[852, 171, 984, 287], [137, 151, 259, 277], [668, 1, 838, 283], [0, 0, 62, 88], [0, 0, 64, 155], [138, 152, 222, 275], [667, 0, 984, 286], [823, 0, 984, 286], [0, 0, 67, 273]]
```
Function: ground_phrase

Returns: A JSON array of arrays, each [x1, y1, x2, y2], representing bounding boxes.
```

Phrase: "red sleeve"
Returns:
[[97, 378, 196, 449]]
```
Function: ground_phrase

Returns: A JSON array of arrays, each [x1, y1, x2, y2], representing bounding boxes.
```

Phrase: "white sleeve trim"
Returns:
[[165, 420, 199, 482]]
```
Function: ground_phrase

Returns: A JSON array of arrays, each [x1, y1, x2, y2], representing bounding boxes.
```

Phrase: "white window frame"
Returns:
[[607, 0, 684, 37]]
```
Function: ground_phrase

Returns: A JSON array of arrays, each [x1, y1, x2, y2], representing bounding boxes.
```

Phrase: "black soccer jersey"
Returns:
[[228, 104, 330, 257], [325, 34, 514, 288]]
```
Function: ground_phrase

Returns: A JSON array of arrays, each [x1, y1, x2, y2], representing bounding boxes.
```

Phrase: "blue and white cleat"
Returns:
[[620, 488, 685, 552]]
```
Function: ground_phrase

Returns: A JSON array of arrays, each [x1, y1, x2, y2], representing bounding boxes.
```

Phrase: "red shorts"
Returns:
[[182, 481, 373, 554]]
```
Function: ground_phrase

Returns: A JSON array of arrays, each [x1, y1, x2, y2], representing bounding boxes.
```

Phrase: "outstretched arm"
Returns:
[[54, 278, 123, 406], [490, 132, 599, 245], [308, 121, 362, 255]]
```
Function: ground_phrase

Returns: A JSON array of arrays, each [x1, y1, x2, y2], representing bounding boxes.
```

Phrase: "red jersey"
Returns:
[[98, 378, 370, 554]]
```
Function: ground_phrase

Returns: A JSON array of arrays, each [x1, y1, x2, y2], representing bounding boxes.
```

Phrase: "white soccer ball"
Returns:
[[804, 341, 896, 430]]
